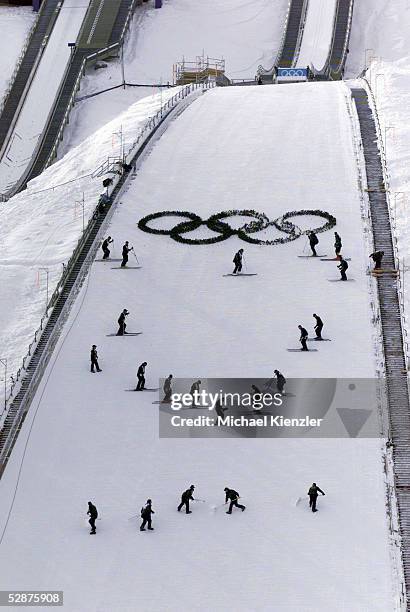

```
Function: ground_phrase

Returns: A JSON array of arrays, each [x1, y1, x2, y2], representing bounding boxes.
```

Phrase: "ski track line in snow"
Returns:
[[0, 263, 93, 549]]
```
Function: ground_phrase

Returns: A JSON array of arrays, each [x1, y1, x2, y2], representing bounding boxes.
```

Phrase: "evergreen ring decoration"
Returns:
[[138, 209, 336, 246]]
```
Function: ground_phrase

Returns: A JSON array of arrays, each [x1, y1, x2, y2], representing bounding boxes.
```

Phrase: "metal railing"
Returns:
[[0, 80, 214, 431]]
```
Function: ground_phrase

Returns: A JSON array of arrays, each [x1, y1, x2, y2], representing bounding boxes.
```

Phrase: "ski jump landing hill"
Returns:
[[0, 80, 398, 612], [0, 0, 142, 201], [0, 1, 409, 610]]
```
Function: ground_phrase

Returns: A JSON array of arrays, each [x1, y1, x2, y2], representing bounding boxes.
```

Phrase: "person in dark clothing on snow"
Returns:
[[163, 374, 173, 402], [274, 370, 286, 394], [308, 231, 319, 256], [136, 362, 147, 391], [370, 250, 384, 270], [90, 345, 102, 372], [121, 241, 133, 268], [334, 232, 342, 258], [117, 309, 129, 336], [298, 325, 309, 351], [233, 249, 244, 274], [190, 380, 201, 406], [102, 236, 113, 259], [313, 313, 323, 339], [87, 501, 98, 534], [178, 485, 195, 513], [308, 483, 325, 512], [337, 257, 349, 281], [140, 499, 155, 531], [224, 487, 246, 514], [103, 177, 113, 189]]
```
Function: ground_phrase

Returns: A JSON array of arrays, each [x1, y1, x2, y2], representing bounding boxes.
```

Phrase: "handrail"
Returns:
[[0, 80, 215, 430]]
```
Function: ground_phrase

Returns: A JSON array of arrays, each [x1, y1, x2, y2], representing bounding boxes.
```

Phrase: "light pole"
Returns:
[[121, 43, 126, 89], [113, 126, 124, 163], [375, 73, 385, 102], [364, 48, 374, 72], [39, 267, 49, 314], [0, 357, 7, 413], [393, 192, 407, 226], [75, 193, 85, 232], [384, 125, 395, 161]]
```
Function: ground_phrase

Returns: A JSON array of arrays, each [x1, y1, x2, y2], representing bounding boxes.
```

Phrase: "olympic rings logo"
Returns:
[[138, 209, 336, 246], [279, 69, 306, 77]]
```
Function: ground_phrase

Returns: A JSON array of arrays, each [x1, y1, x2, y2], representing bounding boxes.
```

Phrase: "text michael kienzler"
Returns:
[[170, 415, 324, 428]]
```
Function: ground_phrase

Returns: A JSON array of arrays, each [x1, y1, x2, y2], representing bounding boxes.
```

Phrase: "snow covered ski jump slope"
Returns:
[[0, 0, 90, 197], [297, 0, 338, 70], [0, 84, 395, 611]]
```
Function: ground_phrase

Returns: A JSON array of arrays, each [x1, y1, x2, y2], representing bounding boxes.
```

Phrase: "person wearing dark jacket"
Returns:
[[178, 485, 195, 513], [163, 374, 173, 402], [313, 313, 323, 339], [140, 499, 155, 531], [117, 309, 129, 336], [308, 483, 325, 512], [102, 236, 113, 259], [233, 249, 244, 274], [87, 501, 98, 534], [121, 241, 133, 268], [298, 325, 309, 351], [370, 250, 384, 270], [136, 362, 147, 391], [334, 232, 342, 258], [274, 369, 286, 394], [103, 177, 113, 189], [90, 345, 102, 372], [337, 257, 349, 281], [224, 487, 246, 514], [309, 231, 319, 256], [190, 380, 201, 406]]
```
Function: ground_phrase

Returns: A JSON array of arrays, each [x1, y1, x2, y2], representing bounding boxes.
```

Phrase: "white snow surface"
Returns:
[[0, 5, 36, 101], [297, 0, 338, 70], [0, 84, 394, 611], [58, 0, 287, 154], [0, 0, 90, 195], [346, 0, 410, 355], [0, 88, 179, 406]]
